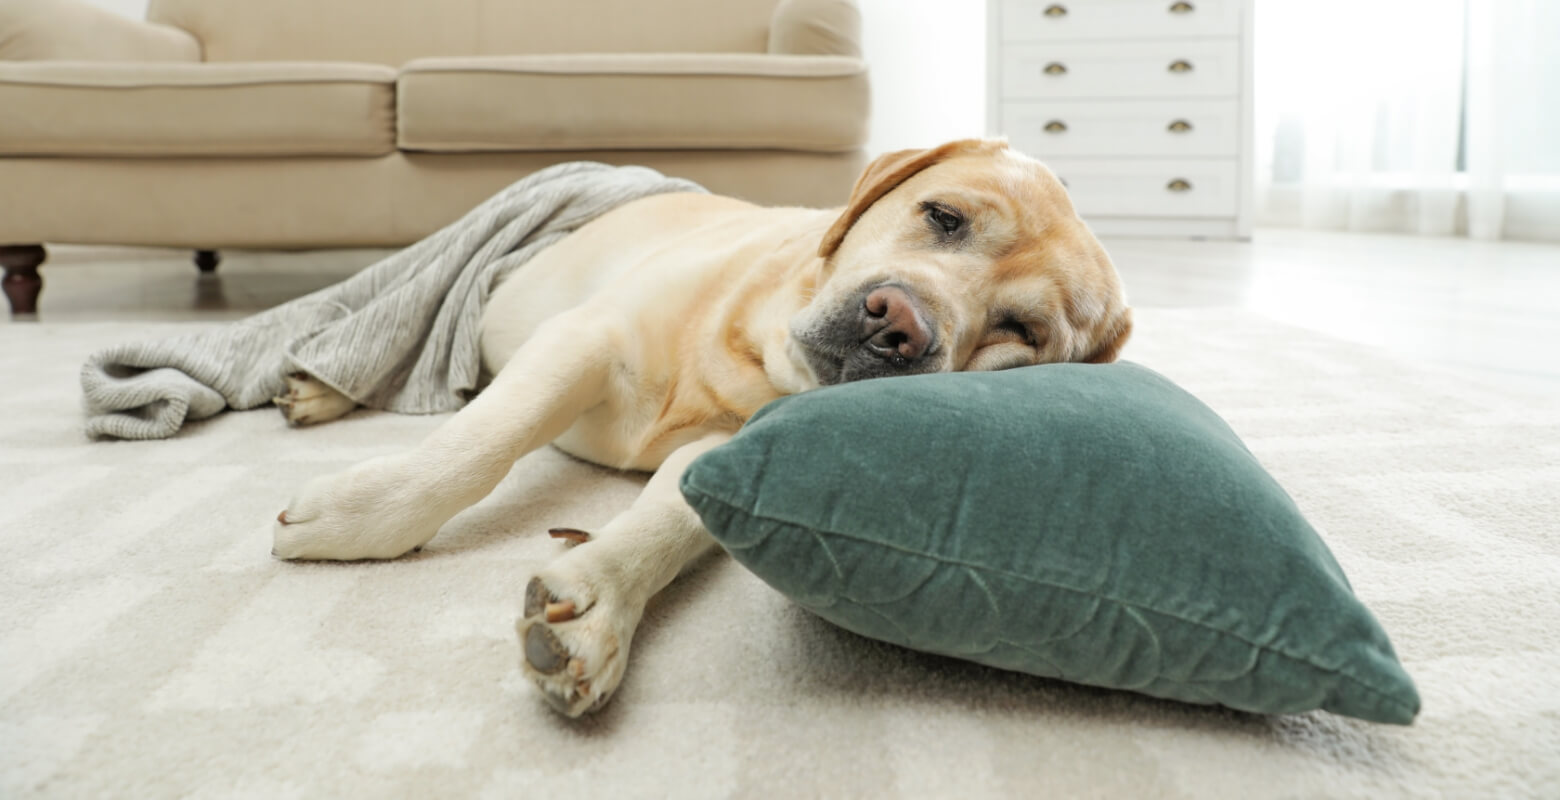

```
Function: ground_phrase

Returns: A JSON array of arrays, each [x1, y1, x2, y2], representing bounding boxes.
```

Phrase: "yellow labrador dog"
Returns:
[[271, 138, 1132, 716]]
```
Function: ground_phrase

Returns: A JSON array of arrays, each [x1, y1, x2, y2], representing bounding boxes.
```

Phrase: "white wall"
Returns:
[[857, 0, 989, 156], [81, 0, 990, 158]]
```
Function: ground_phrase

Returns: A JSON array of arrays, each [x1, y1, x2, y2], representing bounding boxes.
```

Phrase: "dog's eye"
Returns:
[[924, 204, 964, 235]]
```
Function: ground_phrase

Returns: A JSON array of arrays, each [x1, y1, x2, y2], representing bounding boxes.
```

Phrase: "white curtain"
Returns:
[[1255, 0, 1560, 241]]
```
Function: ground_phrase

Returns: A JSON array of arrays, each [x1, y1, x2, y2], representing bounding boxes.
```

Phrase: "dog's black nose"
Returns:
[[863, 286, 933, 363]]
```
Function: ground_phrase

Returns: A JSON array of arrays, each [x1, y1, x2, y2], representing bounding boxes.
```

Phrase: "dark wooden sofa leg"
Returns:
[[1, 245, 46, 316], [194, 249, 220, 273]]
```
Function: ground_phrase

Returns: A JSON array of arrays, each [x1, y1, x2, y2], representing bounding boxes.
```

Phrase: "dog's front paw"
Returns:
[[517, 569, 639, 717], [273, 372, 358, 427], [272, 454, 443, 561]]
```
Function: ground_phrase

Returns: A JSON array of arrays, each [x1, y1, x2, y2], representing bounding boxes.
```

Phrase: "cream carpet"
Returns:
[[2, 309, 1557, 798]]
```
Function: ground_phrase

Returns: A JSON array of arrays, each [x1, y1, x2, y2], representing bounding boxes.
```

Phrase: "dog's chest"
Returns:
[[550, 373, 698, 472]]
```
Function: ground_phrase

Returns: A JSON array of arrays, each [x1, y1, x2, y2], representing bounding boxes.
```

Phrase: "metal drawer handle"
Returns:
[[1168, 60, 1194, 73], [1167, 178, 1193, 192], [1043, 62, 1068, 76], [1169, 1, 1195, 13], [1044, 120, 1068, 133], [1044, 4, 1068, 16], [1168, 119, 1193, 133]]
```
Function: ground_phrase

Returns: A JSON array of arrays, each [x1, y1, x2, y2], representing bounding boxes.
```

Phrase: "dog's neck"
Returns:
[[752, 216, 837, 397], [756, 258, 828, 396], [709, 211, 837, 405]]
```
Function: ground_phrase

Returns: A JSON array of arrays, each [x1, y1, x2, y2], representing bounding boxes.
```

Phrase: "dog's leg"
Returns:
[[519, 432, 730, 717], [271, 311, 614, 561]]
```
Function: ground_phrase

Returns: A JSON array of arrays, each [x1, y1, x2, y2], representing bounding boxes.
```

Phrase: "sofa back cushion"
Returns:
[[146, 0, 779, 63]]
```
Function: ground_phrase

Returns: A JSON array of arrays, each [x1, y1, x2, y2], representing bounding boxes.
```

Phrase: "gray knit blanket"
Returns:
[[80, 162, 706, 440]]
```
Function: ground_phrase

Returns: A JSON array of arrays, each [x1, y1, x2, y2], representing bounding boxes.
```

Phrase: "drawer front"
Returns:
[[1049, 159, 1240, 218], [1005, 100, 1240, 158], [1002, 41, 1241, 99], [1000, 0, 1243, 41]]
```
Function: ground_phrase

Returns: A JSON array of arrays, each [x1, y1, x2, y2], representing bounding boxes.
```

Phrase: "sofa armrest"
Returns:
[[0, 0, 200, 61], [769, 0, 861, 57]]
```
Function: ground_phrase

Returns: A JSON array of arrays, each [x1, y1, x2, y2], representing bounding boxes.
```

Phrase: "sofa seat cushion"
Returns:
[[397, 54, 868, 153], [0, 61, 396, 157]]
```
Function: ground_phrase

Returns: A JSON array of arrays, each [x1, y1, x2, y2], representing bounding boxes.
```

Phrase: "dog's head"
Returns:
[[788, 139, 1132, 387]]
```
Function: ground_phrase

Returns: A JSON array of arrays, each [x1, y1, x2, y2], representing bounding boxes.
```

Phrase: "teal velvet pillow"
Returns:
[[680, 363, 1419, 724]]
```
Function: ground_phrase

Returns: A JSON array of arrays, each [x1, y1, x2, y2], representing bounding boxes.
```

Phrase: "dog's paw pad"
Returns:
[[523, 576, 554, 616], [524, 623, 571, 674]]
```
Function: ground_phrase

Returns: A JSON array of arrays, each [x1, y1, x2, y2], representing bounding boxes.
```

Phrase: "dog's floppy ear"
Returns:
[[1082, 308, 1134, 364], [818, 139, 1006, 259]]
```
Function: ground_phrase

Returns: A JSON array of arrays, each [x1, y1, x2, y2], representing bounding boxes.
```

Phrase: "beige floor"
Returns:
[[6, 228, 1559, 394]]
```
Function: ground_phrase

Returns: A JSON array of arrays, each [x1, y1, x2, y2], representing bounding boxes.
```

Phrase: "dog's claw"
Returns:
[[548, 527, 592, 545], [545, 600, 576, 623], [524, 624, 570, 674], [277, 510, 291, 525], [540, 688, 574, 714]]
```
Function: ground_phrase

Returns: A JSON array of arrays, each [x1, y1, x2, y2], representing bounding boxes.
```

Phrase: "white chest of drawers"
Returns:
[[986, 0, 1254, 239]]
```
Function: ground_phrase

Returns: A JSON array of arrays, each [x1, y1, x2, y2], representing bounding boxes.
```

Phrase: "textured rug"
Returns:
[[2, 309, 1557, 798]]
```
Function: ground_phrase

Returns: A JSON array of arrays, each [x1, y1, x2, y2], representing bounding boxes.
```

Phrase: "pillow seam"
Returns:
[[689, 489, 1414, 718]]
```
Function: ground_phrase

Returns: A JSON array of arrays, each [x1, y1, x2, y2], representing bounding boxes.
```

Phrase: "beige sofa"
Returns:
[[0, 0, 869, 313]]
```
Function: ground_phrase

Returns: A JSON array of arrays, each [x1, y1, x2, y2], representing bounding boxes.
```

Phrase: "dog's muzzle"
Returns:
[[794, 283, 945, 385]]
